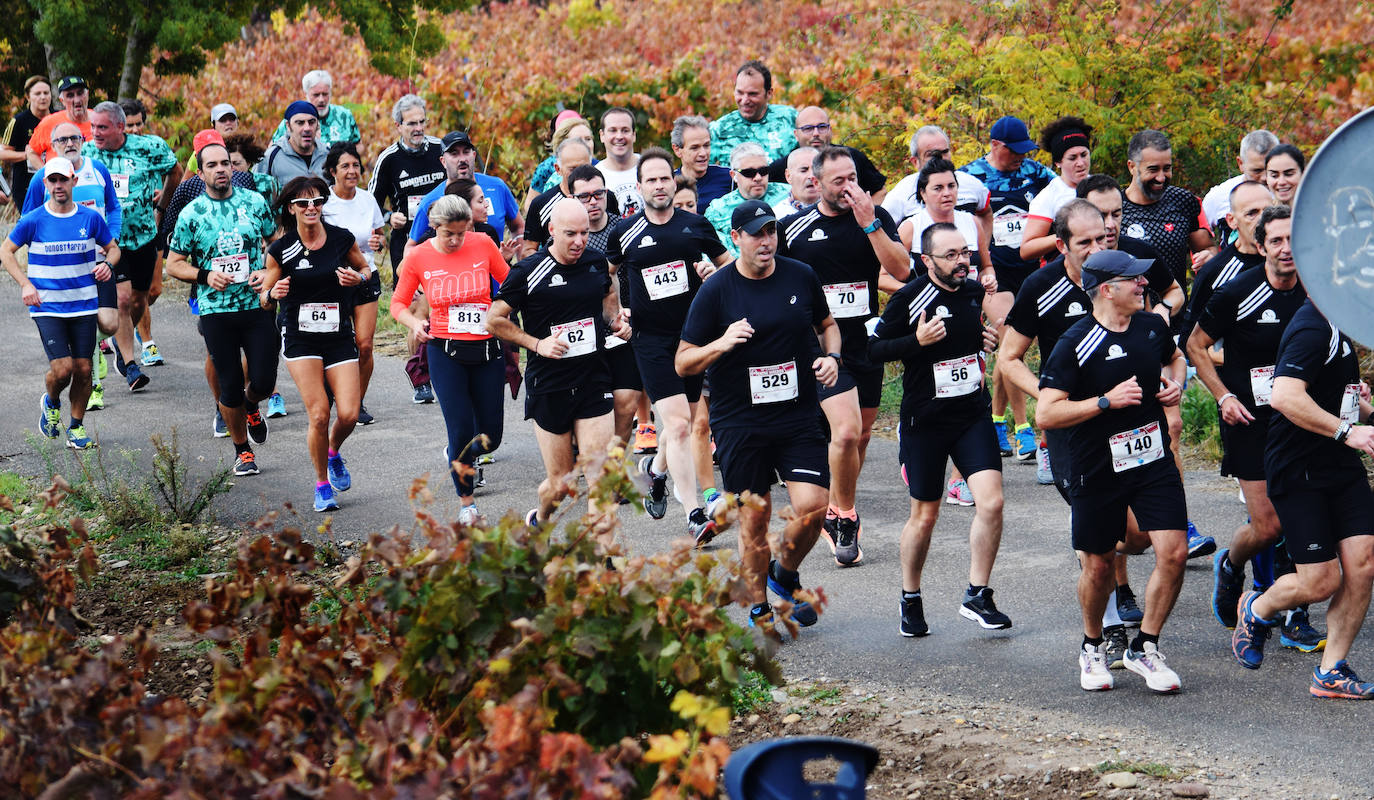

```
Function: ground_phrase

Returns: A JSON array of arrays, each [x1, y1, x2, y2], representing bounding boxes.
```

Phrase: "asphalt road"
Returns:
[[1, 285, 1368, 795]]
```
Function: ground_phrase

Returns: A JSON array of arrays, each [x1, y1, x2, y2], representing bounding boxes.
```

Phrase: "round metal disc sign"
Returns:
[[1292, 106, 1374, 348]]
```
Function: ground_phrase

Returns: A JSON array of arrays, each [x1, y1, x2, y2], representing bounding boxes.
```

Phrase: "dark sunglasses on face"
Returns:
[[735, 167, 767, 179], [290, 197, 327, 208]]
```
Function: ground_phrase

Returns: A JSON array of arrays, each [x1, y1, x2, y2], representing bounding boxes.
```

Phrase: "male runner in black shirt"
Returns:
[[1119, 129, 1214, 287], [1186, 204, 1322, 650], [779, 146, 909, 567], [677, 200, 840, 634], [1181, 180, 1272, 348], [489, 199, 628, 526], [1229, 293, 1374, 699], [606, 149, 729, 543], [369, 94, 445, 279], [870, 223, 1007, 637], [1038, 249, 1188, 694]]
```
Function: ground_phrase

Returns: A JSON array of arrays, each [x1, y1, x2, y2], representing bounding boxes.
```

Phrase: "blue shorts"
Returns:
[[34, 314, 98, 362]]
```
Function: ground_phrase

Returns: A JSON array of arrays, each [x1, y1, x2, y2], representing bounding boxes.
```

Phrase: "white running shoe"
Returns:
[[1123, 641, 1181, 693], [457, 504, 481, 527], [1080, 642, 1115, 691]]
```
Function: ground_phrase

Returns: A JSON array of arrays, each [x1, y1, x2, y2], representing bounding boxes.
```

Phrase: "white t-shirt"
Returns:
[[596, 159, 643, 218], [906, 208, 980, 273], [883, 170, 990, 224], [324, 189, 386, 270], [1201, 173, 1245, 228], [1026, 175, 1079, 223]]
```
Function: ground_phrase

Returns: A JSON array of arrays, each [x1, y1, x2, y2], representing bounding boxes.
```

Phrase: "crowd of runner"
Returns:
[[4, 60, 1372, 700]]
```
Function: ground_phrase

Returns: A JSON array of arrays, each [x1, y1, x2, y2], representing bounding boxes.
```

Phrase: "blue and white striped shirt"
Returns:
[[8, 203, 113, 317]]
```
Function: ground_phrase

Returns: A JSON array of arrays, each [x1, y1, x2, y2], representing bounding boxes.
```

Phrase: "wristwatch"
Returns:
[[861, 219, 881, 234], [1335, 420, 1353, 443], [1097, 396, 1111, 411], [827, 352, 844, 367]]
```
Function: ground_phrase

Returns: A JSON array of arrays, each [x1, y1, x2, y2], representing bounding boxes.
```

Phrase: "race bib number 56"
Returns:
[[932, 354, 981, 398]]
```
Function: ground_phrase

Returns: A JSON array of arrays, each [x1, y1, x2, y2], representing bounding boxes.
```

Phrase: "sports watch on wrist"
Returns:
[[1097, 396, 1111, 411]]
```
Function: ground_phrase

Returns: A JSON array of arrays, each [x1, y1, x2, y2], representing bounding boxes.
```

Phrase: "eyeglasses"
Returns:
[[400, 118, 428, 128], [1103, 275, 1147, 286], [922, 148, 951, 160], [573, 189, 607, 202], [734, 167, 768, 179], [52, 135, 83, 146], [928, 248, 973, 261], [797, 123, 832, 134], [289, 197, 327, 208]]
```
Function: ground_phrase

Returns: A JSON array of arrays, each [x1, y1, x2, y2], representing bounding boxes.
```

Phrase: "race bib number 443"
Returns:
[[1109, 421, 1164, 472], [643, 260, 688, 301], [749, 361, 799, 404]]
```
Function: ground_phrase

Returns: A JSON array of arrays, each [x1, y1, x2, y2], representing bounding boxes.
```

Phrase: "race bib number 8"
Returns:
[[749, 361, 799, 405], [210, 252, 250, 283], [111, 173, 130, 199], [824, 281, 869, 319], [993, 212, 1026, 248], [447, 303, 488, 335], [1249, 365, 1275, 407], [643, 260, 688, 301], [1341, 383, 1361, 424], [551, 317, 595, 357], [932, 354, 981, 398], [299, 303, 340, 333], [1109, 421, 1164, 472]]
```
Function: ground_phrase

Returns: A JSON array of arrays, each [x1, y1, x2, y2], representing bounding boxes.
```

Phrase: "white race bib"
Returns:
[[299, 302, 340, 333], [992, 212, 1025, 248], [551, 317, 595, 357], [1109, 421, 1164, 472], [1341, 383, 1361, 424], [407, 194, 423, 220], [823, 281, 869, 319], [1249, 365, 1275, 407], [932, 354, 981, 398], [111, 173, 129, 199], [749, 361, 799, 405], [642, 260, 688, 301], [447, 303, 488, 335], [211, 252, 250, 283]]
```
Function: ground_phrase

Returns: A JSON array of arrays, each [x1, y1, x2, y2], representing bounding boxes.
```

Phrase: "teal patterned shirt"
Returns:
[[708, 105, 798, 166], [80, 134, 177, 250], [169, 188, 276, 315], [271, 104, 361, 149], [703, 183, 792, 255]]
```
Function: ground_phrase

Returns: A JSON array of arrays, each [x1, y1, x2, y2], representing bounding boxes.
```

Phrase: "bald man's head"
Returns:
[[51, 122, 84, 160], [548, 198, 590, 263], [794, 105, 832, 148]]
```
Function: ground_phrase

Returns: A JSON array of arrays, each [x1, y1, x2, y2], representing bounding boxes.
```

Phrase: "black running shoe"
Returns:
[[245, 406, 268, 444], [639, 455, 668, 519], [833, 515, 863, 567], [1212, 548, 1245, 629], [900, 594, 929, 638], [959, 586, 1012, 629]]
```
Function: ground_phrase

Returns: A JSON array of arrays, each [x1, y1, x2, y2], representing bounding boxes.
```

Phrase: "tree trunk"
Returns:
[[117, 12, 154, 101]]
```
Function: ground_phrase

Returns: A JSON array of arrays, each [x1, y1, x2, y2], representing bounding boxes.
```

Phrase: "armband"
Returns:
[[1218, 392, 1237, 406], [196, 268, 210, 286]]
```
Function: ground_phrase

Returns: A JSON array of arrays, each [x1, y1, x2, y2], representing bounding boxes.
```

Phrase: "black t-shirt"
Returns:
[[1040, 312, 1178, 484], [1264, 300, 1366, 492], [1006, 259, 1091, 364], [8, 108, 41, 203], [767, 146, 886, 195], [523, 185, 620, 247], [869, 273, 990, 424], [1120, 186, 1202, 289], [1181, 243, 1263, 348], [605, 209, 727, 335], [1197, 268, 1306, 417], [777, 205, 900, 370], [495, 246, 613, 394], [680, 256, 829, 431], [368, 138, 446, 238], [267, 223, 359, 338]]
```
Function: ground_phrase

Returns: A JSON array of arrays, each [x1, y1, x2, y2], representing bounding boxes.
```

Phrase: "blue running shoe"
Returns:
[[748, 602, 774, 629], [314, 483, 339, 512], [766, 560, 818, 627], [39, 393, 61, 438], [993, 419, 1011, 457], [126, 361, 149, 392], [1311, 660, 1374, 699], [1280, 606, 1327, 652], [266, 392, 287, 418], [1213, 548, 1245, 629], [112, 339, 127, 377], [327, 453, 351, 492], [1186, 521, 1216, 559], [1232, 590, 1274, 669], [65, 424, 94, 450], [1014, 425, 1035, 461], [1115, 584, 1144, 626]]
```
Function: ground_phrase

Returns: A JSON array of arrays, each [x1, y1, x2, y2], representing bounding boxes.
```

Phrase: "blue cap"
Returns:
[[990, 116, 1036, 154], [1081, 249, 1154, 293], [283, 100, 318, 121]]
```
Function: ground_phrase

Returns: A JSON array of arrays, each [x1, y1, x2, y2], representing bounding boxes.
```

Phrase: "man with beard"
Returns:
[[1119, 129, 1214, 289]]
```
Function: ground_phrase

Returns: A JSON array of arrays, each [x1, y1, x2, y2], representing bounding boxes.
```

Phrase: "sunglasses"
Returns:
[[289, 197, 327, 208], [734, 167, 768, 179]]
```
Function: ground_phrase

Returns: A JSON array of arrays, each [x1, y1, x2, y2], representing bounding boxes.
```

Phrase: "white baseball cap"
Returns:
[[210, 103, 238, 122], [44, 157, 75, 179]]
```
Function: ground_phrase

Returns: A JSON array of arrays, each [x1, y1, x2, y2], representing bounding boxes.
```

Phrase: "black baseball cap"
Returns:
[[1080, 249, 1154, 293], [442, 131, 475, 151], [731, 200, 777, 234], [57, 76, 87, 94]]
